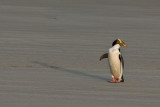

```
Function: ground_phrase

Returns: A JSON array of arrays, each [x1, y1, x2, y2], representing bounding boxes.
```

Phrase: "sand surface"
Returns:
[[0, 0, 160, 107]]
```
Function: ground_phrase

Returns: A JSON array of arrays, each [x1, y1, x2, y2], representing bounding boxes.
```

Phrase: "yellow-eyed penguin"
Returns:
[[100, 39, 128, 83]]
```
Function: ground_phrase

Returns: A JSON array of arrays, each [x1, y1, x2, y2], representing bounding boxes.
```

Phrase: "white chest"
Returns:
[[108, 46, 122, 78]]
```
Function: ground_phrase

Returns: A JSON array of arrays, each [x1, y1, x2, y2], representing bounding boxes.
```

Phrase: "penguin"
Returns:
[[100, 39, 128, 83]]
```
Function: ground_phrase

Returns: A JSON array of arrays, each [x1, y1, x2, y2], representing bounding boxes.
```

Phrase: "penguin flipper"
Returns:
[[119, 54, 124, 82], [100, 53, 108, 61], [119, 54, 124, 68]]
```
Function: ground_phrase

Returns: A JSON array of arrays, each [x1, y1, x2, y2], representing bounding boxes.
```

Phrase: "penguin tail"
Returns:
[[120, 75, 124, 82]]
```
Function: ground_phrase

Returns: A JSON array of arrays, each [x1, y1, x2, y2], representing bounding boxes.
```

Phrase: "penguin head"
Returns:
[[112, 39, 128, 47]]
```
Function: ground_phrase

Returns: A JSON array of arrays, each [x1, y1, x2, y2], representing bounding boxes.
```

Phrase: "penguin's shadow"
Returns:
[[33, 61, 108, 81]]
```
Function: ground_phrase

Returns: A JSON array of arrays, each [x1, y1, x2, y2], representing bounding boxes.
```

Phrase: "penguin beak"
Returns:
[[118, 39, 128, 47], [123, 43, 128, 47]]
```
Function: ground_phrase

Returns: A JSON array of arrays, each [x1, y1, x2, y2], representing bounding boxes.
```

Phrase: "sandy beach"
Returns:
[[0, 0, 160, 107]]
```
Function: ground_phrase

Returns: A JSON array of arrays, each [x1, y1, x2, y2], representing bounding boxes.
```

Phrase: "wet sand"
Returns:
[[0, 0, 160, 107]]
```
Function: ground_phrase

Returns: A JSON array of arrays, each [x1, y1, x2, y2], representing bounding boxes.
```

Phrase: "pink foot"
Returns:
[[108, 81, 116, 83], [116, 78, 121, 83], [108, 77, 115, 83]]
